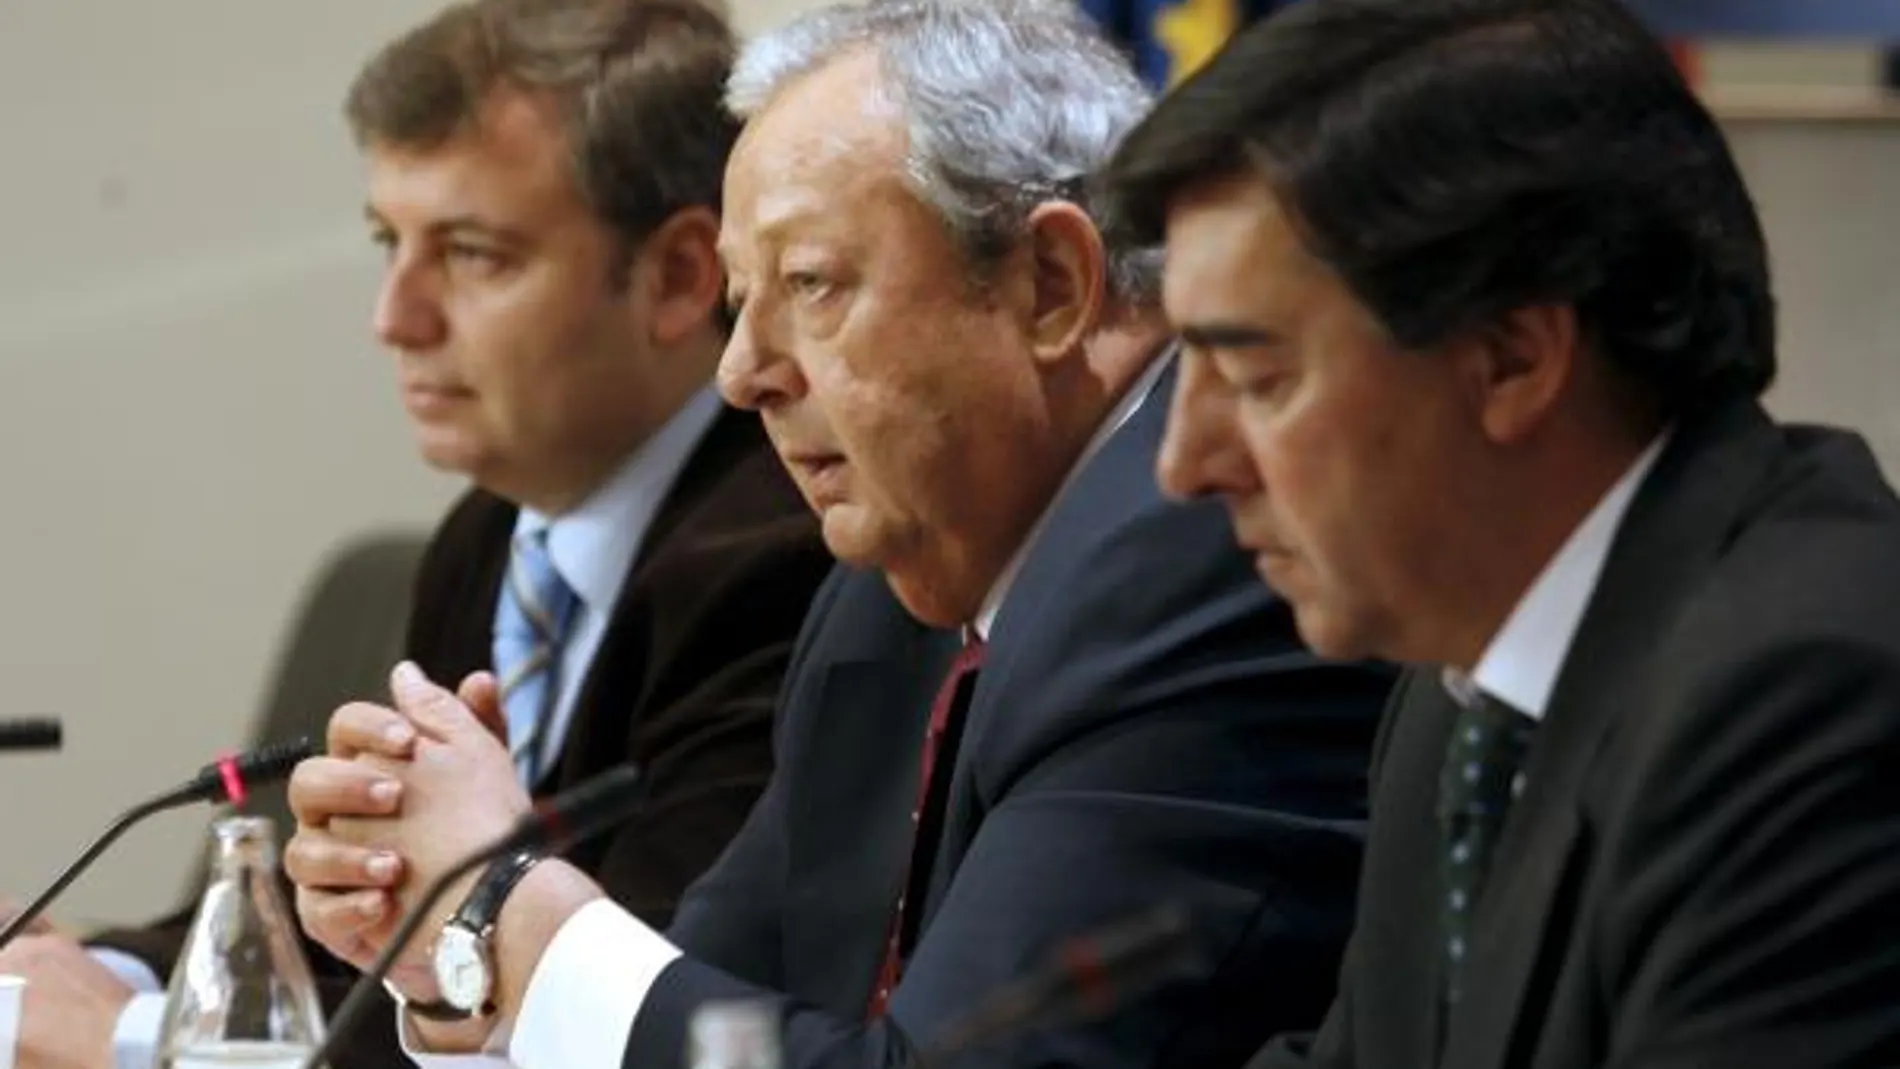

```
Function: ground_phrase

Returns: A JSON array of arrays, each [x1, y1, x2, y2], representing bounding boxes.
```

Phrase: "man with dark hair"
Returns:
[[1103, 0, 1900, 1066], [0, 3, 831, 1069]]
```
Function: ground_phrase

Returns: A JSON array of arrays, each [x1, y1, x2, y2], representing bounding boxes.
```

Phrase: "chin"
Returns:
[[415, 439, 480, 477], [818, 507, 875, 562], [407, 415, 472, 456], [883, 572, 974, 629], [1288, 604, 1375, 663]]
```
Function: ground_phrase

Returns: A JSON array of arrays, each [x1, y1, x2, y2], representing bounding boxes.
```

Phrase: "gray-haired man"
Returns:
[[284, 3, 1394, 1068]]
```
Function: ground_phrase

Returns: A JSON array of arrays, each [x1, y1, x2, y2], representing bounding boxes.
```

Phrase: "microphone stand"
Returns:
[[0, 738, 314, 952]]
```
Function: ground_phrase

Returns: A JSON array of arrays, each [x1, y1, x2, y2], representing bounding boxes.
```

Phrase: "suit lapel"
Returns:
[[1444, 402, 1783, 1069], [967, 352, 1176, 730], [909, 354, 1177, 936], [784, 626, 962, 1010], [1370, 674, 1465, 1063], [546, 407, 757, 790]]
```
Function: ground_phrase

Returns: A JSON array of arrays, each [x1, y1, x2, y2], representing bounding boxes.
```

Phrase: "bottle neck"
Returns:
[[209, 816, 278, 878]]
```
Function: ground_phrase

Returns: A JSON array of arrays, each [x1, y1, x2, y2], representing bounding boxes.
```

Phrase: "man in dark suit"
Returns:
[[0, 4, 830, 1069], [282, 2, 1392, 1069], [1102, 0, 1900, 1066]]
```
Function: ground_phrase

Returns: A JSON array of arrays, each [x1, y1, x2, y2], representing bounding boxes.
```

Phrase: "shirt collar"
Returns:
[[1442, 430, 1671, 718], [513, 386, 724, 614], [971, 350, 1172, 641]]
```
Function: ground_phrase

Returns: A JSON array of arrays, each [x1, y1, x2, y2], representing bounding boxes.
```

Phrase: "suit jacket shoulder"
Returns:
[[1285, 401, 1900, 1069], [644, 357, 1395, 1069]]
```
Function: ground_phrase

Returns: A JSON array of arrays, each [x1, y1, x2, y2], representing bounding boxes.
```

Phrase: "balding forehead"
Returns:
[[721, 53, 911, 249], [738, 49, 905, 164]]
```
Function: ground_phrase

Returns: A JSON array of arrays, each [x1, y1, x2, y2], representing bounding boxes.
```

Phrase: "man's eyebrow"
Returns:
[[362, 207, 528, 245], [1178, 322, 1283, 349]]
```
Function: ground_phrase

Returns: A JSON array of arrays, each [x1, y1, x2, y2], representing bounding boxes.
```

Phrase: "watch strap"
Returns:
[[454, 848, 544, 934], [406, 848, 544, 1021]]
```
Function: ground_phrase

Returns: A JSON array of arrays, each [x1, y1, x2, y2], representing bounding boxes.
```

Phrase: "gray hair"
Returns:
[[727, 0, 1161, 305]]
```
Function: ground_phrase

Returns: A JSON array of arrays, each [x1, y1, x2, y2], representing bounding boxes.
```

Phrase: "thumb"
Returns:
[[389, 661, 479, 740], [457, 671, 506, 743]]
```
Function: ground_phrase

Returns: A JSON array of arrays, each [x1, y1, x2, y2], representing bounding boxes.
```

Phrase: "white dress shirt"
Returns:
[[400, 353, 1174, 1069], [1440, 432, 1670, 717], [97, 387, 725, 1069]]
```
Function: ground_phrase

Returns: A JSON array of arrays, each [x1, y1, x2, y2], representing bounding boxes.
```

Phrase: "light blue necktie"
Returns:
[[493, 529, 578, 786]]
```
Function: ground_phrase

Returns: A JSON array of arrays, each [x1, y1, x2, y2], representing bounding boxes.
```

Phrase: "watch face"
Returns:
[[432, 925, 491, 1012]]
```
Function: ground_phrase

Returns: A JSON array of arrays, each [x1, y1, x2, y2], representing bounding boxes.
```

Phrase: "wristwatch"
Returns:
[[408, 849, 543, 1021]]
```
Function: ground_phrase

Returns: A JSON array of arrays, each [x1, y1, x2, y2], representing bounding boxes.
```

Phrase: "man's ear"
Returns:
[[1017, 200, 1107, 366], [627, 206, 723, 346], [1458, 304, 1579, 444]]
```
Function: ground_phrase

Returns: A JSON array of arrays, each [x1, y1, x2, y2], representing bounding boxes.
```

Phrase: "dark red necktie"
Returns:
[[866, 633, 986, 1019]]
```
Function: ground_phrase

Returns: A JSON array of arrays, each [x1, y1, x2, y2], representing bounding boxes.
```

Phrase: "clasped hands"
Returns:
[[285, 661, 528, 1000]]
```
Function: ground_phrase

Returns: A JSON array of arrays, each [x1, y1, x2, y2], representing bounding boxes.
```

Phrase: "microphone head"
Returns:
[[0, 718, 62, 753], [920, 903, 1207, 1064], [183, 737, 318, 806], [229, 737, 318, 786], [513, 763, 645, 852]]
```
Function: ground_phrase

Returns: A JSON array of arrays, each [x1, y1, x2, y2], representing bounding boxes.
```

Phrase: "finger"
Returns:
[[288, 757, 403, 826], [326, 701, 418, 760], [296, 887, 390, 966], [390, 661, 483, 741], [457, 671, 506, 743], [284, 830, 404, 890]]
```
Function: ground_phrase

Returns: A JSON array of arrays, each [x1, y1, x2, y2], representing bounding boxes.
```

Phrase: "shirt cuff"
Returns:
[[111, 992, 166, 1069], [509, 899, 682, 1069], [90, 949, 164, 994]]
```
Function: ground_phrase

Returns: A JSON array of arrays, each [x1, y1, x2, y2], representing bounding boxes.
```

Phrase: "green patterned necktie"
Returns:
[[1436, 690, 1537, 1005]]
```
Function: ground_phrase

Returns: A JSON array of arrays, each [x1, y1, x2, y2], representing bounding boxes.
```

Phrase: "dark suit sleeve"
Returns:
[[1249, 952, 1354, 1069], [626, 650, 1383, 1069], [1602, 637, 1900, 1069], [578, 517, 834, 930], [1249, 669, 1425, 1069], [662, 568, 849, 982]]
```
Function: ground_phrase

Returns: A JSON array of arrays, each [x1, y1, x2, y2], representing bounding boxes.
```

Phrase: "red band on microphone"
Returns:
[[1060, 941, 1112, 1015], [530, 800, 562, 851], [218, 753, 247, 807]]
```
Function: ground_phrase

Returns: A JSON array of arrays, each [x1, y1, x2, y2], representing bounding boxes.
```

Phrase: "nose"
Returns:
[[717, 303, 804, 412], [1157, 351, 1259, 502], [373, 258, 446, 352]]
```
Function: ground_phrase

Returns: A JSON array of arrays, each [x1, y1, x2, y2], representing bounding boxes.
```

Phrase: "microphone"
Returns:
[[295, 763, 646, 1069], [0, 718, 62, 753], [0, 737, 316, 951], [918, 903, 1207, 1066]]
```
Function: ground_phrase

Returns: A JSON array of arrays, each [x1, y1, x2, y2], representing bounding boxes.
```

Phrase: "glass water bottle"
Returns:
[[156, 816, 327, 1069], [687, 998, 781, 1069]]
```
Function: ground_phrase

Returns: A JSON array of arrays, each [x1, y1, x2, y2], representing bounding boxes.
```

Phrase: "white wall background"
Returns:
[[0, 2, 1892, 927]]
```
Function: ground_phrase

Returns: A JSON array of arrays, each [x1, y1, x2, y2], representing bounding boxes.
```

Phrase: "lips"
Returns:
[[786, 453, 848, 505], [401, 382, 474, 417], [404, 381, 471, 398]]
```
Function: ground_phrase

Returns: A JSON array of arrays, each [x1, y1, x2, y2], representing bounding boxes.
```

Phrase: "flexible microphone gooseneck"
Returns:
[[918, 903, 1206, 1067], [295, 763, 647, 1069], [0, 718, 63, 753], [0, 737, 315, 952]]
